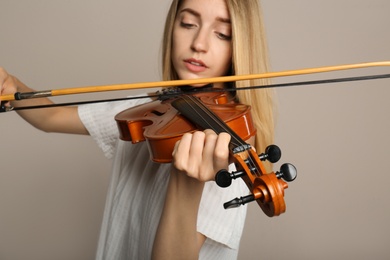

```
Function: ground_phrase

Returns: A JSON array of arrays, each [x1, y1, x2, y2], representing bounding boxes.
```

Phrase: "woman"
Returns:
[[0, 0, 274, 259]]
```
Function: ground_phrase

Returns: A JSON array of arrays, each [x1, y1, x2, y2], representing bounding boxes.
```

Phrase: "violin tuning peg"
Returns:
[[275, 163, 297, 182], [259, 144, 281, 163], [223, 194, 255, 209], [215, 169, 232, 188], [215, 169, 246, 188]]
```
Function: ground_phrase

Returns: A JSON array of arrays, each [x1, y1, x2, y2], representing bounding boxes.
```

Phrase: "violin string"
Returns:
[[184, 95, 246, 146], [180, 95, 263, 177]]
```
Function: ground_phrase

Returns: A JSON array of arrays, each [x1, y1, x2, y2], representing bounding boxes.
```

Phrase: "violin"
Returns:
[[115, 88, 297, 217]]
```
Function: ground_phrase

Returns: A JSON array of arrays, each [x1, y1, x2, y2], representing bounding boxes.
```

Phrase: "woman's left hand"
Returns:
[[172, 129, 231, 182]]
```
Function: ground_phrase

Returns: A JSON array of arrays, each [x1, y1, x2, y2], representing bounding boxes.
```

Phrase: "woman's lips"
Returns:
[[184, 58, 208, 73]]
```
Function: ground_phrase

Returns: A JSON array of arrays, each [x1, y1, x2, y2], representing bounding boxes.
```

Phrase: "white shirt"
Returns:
[[78, 95, 248, 260]]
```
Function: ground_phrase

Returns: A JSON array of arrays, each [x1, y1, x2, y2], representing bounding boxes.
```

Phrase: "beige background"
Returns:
[[1, 0, 389, 259]]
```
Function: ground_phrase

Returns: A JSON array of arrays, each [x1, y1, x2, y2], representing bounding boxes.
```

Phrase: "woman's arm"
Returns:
[[152, 130, 231, 260], [0, 67, 88, 135]]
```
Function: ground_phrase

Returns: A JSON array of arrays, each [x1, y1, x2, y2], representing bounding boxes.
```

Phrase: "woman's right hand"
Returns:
[[0, 67, 18, 108], [0, 67, 88, 135]]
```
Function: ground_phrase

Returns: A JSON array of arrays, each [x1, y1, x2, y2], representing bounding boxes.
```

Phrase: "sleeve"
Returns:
[[78, 97, 152, 159]]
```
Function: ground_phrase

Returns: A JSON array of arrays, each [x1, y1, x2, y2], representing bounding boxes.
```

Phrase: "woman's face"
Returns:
[[171, 0, 232, 84]]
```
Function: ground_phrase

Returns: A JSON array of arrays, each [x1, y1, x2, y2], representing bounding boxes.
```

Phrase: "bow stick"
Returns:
[[1, 61, 389, 103]]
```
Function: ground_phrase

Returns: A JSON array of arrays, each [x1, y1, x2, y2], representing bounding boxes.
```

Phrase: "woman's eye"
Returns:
[[180, 22, 195, 29], [216, 32, 231, 40]]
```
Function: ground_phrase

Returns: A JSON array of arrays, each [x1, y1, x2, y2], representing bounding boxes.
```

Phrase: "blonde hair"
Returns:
[[162, 0, 274, 163]]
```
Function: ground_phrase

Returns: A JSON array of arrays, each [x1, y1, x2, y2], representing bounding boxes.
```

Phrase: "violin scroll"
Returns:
[[217, 145, 297, 217]]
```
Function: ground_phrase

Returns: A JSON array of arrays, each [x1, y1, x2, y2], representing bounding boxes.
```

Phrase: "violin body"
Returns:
[[115, 91, 256, 163]]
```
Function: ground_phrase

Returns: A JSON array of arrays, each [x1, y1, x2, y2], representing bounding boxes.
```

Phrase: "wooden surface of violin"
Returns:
[[115, 91, 256, 163]]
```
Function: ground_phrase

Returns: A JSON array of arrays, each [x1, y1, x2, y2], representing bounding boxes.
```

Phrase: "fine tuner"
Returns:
[[215, 144, 297, 209]]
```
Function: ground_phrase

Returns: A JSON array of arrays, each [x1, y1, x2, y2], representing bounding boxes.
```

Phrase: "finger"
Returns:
[[213, 132, 231, 171], [188, 131, 206, 158], [196, 130, 220, 181], [172, 139, 181, 158], [172, 133, 193, 170], [202, 129, 218, 166], [0, 68, 17, 96], [185, 131, 206, 175], [173, 132, 206, 175], [0, 68, 6, 96], [0, 68, 10, 104], [0, 67, 7, 82]]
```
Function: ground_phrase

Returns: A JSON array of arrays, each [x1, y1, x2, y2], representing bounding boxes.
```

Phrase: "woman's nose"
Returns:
[[191, 29, 209, 53]]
